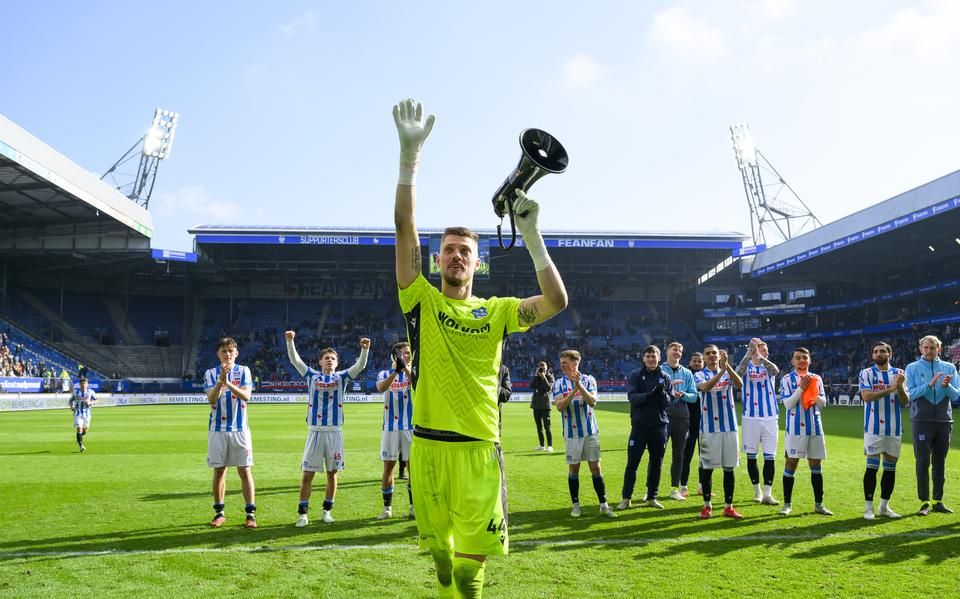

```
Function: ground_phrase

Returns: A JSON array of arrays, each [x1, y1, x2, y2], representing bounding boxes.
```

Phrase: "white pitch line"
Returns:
[[1, 530, 954, 559]]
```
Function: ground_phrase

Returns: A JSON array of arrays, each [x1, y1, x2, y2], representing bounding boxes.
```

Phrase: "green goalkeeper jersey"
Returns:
[[398, 274, 528, 442]]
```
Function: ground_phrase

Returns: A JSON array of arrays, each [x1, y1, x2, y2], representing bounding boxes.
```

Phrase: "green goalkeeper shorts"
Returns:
[[411, 435, 508, 555]]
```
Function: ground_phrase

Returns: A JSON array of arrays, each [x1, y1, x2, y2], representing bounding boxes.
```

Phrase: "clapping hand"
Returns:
[[393, 347, 407, 375], [931, 372, 944, 388]]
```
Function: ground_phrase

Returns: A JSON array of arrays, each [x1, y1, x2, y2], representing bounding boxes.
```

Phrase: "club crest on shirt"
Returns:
[[471, 307, 487, 319]]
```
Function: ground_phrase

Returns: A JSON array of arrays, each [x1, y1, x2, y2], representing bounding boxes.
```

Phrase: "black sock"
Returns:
[[568, 475, 580, 504], [701, 468, 713, 502], [723, 469, 735, 505], [592, 475, 607, 504], [864, 468, 878, 501], [762, 459, 775, 486], [407, 481, 413, 505], [245, 503, 256, 517], [213, 502, 225, 515], [81, 430, 87, 436], [746, 458, 760, 485], [811, 472, 824, 504], [382, 486, 394, 508], [782, 472, 795, 504], [76, 432, 83, 446], [298, 500, 309, 514], [322, 498, 334, 512], [880, 469, 896, 501]]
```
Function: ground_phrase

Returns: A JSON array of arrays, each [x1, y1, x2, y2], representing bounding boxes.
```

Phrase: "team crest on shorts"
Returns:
[[471, 307, 487, 319]]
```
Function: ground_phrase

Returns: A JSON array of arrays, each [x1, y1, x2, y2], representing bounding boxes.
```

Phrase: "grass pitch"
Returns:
[[2, 402, 959, 597]]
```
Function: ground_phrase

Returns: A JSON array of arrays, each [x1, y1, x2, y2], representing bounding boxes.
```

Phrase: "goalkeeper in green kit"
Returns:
[[391, 98, 569, 598]]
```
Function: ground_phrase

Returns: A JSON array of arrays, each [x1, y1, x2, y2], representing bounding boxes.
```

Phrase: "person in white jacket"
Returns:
[[285, 330, 369, 526]]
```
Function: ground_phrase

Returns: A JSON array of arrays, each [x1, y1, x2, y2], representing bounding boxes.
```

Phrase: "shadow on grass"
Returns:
[[504, 500, 960, 566], [0, 515, 419, 563], [630, 510, 960, 565], [140, 479, 383, 502]]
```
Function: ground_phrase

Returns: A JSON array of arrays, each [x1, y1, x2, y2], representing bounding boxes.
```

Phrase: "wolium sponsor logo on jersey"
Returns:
[[437, 310, 491, 335]]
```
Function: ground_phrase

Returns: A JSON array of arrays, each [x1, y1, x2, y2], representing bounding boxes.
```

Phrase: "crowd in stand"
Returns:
[[0, 331, 46, 378]]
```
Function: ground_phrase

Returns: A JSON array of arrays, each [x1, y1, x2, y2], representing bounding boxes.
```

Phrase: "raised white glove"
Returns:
[[512, 189, 552, 271], [392, 98, 435, 185]]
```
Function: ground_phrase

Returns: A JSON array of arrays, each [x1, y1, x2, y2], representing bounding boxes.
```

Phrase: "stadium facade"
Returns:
[[2, 111, 959, 402]]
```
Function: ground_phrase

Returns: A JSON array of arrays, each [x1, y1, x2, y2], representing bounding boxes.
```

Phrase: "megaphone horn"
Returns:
[[491, 128, 569, 250]]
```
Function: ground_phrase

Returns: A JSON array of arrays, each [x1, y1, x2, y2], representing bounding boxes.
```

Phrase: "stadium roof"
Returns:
[[187, 225, 749, 280], [0, 112, 154, 255], [749, 169, 960, 281]]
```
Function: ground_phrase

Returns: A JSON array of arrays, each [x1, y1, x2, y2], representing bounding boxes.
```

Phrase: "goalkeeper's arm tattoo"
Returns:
[[518, 301, 539, 327], [411, 247, 422, 275]]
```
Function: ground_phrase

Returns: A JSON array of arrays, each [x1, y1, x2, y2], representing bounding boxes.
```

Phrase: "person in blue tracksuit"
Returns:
[[905, 334, 960, 516], [661, 342, 699, 501]]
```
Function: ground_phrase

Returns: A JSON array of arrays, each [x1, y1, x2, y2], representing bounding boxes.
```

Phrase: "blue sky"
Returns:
[[2, 1, 958, 251]]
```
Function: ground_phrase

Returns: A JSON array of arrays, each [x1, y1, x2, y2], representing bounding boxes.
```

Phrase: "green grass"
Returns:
[[1, 402, 958, 597]]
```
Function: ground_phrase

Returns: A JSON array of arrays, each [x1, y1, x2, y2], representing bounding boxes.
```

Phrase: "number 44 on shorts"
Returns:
[[486, 518, 506, 544]]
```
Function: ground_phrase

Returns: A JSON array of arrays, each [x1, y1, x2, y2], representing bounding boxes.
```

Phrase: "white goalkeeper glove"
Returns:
[[392, 98, 435, 185], [512, 189, 552, 271]]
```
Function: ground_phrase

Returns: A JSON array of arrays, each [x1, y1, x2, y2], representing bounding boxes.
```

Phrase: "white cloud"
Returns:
[[758, 0, 795, 21], [279, 10, 317, 37], [153, 185, 241, 219], [563, 54, 603, 90], [649, 7, 730, 65], [846, 0, 960, 61]]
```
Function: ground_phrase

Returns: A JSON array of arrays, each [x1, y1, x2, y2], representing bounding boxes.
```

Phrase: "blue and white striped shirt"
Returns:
[[695, 368, 738, 433], [859, 366, 903, 437], [742, 362, 779, 419], [204, 364, 252, 432], [378, 370, 413, 431], [72, 388, 96, 416], [554, 374, 599, 439], [781, 371, 824, 437], [304, 367, 353, 430]]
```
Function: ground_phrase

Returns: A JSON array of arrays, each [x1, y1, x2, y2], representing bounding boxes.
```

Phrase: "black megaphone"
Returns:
[[491, 128, 568, 250]]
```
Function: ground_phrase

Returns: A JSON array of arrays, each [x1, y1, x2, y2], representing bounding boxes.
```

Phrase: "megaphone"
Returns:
[[491, 128, 568, 250]]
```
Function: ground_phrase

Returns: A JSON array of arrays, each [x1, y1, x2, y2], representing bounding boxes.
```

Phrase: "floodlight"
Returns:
[[143, 108, 179, 159], [730, 123, 758, 166]]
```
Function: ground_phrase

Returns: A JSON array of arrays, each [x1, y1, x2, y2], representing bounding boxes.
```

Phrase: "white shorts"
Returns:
[[207, 430, 254, 468], [380, 429, 413, 462], [565, 434, 601, 464], [73, 413, 91, 429], [864, 434, 901, 458], [741, 418, 778, 456], [700, 431, 740, 469], [302, 429, 344, 472], [784, 434, 826, 460]]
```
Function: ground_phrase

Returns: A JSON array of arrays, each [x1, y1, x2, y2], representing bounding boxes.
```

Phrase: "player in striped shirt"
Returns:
[[203, 337, 256, 528], [555, 349, 617, 518], [286, 330, 370, 527], [735, 337, 781, 505], [779, 347, 831, 516], [69, 377, 96, 452], [376, 341, 415, 520], [694, 345, 744, 519], [859, 341, 908, 519]]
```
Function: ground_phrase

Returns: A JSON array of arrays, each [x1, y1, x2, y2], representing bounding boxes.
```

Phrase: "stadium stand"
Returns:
[[3, 106, 960, 398]]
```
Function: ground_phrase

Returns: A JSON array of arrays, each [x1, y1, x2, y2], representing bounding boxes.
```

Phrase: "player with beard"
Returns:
[[392, 98, 569, 598]]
